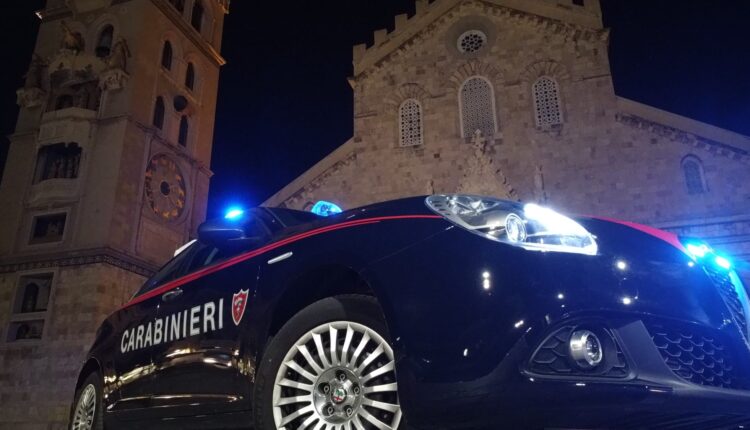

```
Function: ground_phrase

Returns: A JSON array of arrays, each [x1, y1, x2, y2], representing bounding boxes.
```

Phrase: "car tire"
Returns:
[[69, 372, 104, 430], [254, 295, 412, 429]]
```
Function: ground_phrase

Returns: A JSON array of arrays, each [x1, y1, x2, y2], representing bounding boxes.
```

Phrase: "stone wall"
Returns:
[[0, 263, 144, 429]]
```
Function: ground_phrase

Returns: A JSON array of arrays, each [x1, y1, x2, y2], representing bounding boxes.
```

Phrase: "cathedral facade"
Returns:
[[0, 0, 227, 427], [266, 0, 750, 280]]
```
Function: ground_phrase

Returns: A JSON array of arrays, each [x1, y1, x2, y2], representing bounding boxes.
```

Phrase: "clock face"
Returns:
[[144, 154, 187, 222]]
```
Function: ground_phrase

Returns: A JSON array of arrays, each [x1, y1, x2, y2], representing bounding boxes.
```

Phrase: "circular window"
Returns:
[[457, 30, 487, 53]]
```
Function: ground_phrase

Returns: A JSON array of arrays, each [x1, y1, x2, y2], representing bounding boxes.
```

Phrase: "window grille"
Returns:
[[683, 156, 707, 194], [399, 99, 423, 147], [533, 77, 563, 127], [460, 77, 497, 139], [457, 30, 487, 54]]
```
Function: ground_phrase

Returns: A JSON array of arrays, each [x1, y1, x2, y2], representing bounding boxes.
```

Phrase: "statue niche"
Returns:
[[99, 37, 131, 91]]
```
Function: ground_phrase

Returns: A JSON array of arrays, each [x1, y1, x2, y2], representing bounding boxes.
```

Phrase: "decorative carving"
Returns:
[[16, 88, 47, 108], [16, 54, 48, 108], [60, 21, 85, 54], [99, 68, 129, 91], [24, 54, 47, 90], [457, 131, 517, 199]]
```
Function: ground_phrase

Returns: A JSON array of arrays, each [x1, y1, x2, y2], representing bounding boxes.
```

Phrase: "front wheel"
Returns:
[[254, 296, 406, 429], [70, 373, 103, 430]]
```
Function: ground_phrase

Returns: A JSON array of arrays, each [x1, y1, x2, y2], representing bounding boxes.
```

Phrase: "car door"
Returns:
[[147, 212, 274, 418], [108, 245, 198, 417]]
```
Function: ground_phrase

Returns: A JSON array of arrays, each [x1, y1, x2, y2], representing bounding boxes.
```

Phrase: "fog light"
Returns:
[[569, 330, 603, 369]]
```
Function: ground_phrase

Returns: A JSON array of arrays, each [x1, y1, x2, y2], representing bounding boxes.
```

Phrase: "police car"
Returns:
[[70, 195, 750, 429]]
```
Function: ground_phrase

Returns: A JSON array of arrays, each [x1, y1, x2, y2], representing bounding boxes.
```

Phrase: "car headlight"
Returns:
[[426, 194, 598, 256]]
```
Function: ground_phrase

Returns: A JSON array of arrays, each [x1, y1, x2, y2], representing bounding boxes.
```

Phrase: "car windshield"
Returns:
[[267, 207, 322, 227]]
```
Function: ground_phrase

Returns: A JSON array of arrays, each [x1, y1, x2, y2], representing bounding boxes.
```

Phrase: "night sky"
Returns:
[[1, 1, 749, 219]]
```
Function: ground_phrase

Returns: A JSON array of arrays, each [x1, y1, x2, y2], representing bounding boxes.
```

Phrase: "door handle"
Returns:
[[161, 288, 183, 302]]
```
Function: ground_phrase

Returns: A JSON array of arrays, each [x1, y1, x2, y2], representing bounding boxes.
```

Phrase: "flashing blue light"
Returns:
[[224, 208, 245, 220], [311, 201, 343, 217], [715, 256, 732, 270], [686, 243, 711, 259]]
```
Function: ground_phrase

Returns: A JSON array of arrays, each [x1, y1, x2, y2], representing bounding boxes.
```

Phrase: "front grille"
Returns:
[[705, 267, 749, 342], [648, 324, 745, 390], [528, 325, 629, 378]]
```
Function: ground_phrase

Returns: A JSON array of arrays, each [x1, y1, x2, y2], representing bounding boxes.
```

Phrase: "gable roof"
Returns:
[[353, 0, 604, 76]]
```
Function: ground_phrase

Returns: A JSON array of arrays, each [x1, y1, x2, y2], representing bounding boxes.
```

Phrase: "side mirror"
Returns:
[[198, 219, 246, 246]]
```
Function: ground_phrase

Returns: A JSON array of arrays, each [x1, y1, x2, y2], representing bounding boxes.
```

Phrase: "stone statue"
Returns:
[[60, 21, 85, 53], [23, 54, 46, 90], [106, 38, 131, 71]]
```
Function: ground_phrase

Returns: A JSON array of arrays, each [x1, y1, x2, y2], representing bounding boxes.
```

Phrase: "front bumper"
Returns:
[[404, 317, 750, 429]]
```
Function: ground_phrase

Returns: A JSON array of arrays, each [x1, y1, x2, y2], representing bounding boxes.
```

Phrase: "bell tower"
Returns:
[[0, 0, 228, 426]]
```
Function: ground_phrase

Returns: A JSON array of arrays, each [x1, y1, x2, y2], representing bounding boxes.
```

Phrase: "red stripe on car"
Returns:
[[121, 215, 443, 309], [594, 216, 686, 253]]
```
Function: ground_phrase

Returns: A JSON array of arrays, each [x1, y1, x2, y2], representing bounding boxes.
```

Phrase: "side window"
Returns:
[[136, 242, 199, 296]]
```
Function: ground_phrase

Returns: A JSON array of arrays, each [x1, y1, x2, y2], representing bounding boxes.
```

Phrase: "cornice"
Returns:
[[615, 113, 750, 165], [0, 247, 158, 277]]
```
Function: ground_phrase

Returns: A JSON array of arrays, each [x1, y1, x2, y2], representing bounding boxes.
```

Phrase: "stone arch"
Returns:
[[520, 60, 571, 83], [383, 83, 430, 112], [183, 52, 204, 94], [88, 14, 121, 58], [448, 59, 503, 91], [159, 32, 184, 72], [383, 83, 430, 148]]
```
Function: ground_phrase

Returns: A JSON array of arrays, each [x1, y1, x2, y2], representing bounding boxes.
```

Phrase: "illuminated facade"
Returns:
[[266, 0, 750, 280], [0, 0, 227, 426]]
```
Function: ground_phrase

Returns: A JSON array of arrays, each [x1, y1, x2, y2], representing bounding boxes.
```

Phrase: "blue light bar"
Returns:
[[715, 256, 732, 270], [311, 201, 343, 217], [224, 208, 245, 220], [686, 243, 710, 259]]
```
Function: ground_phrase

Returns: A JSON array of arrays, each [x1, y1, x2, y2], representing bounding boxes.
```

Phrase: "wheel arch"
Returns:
[[266, 264, 382, 340], [75, 357, 102, 390]]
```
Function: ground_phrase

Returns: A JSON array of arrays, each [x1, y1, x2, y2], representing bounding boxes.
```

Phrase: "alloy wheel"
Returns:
[[273, 321, 402, 429], [71, 384, 97, 430]]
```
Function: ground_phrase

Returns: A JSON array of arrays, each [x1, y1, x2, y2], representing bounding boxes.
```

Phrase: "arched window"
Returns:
[[532, 76, 563, 127], [96, 25, 114, 58], [191, 1, 204, 32], [399, 99, 423, 147], [161, 41, 173, 70], [21, 283, 39, 313], [178, 116, 189, 146], [459, 77, 497, 139], [185, 63, 196, 90], [682, 155, 708, 194], [153, 97, 165, 129]]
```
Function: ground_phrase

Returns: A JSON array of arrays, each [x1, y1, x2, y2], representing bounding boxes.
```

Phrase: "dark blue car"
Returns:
[[69, 195, 750, 429]]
